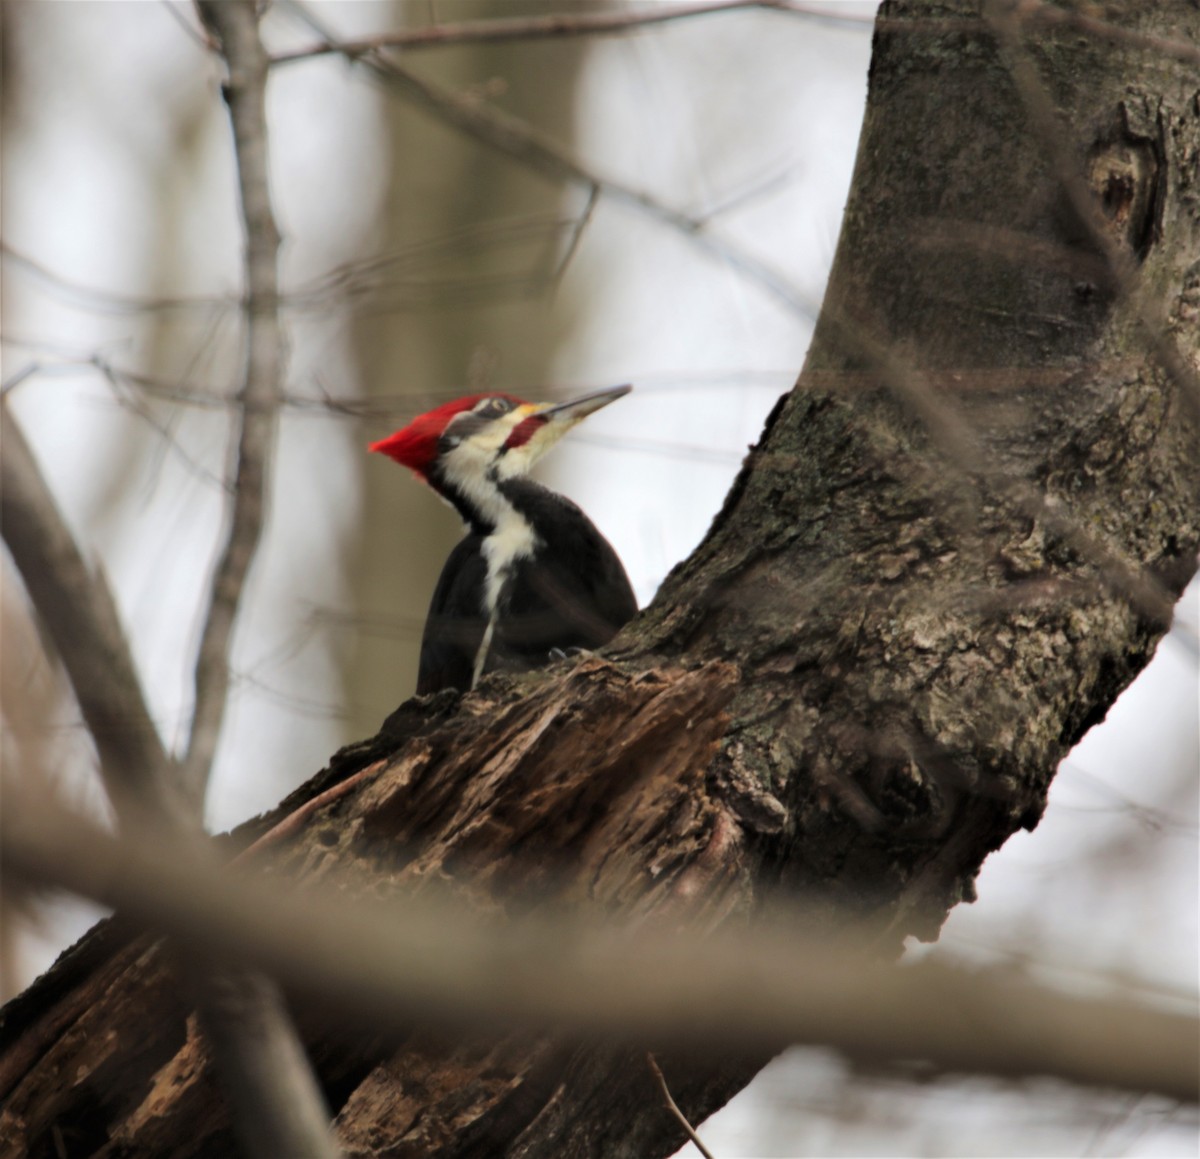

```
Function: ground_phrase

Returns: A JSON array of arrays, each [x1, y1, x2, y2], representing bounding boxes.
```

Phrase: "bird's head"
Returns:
[[369, 384, 631, 494]]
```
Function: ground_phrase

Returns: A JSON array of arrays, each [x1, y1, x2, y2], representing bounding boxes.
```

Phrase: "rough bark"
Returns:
[[3, 2, 1199, 1156]]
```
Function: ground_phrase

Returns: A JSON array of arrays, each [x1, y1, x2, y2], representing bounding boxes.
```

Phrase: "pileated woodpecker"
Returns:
[[370, 385, 638, 695]]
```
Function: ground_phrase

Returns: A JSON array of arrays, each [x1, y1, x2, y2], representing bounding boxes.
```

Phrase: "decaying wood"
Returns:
[[1, 661, 752, 1157], [3, 1, 1200, 1155]]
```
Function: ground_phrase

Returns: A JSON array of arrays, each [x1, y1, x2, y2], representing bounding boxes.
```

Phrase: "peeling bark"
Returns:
[[3, 2, 1199, 1156]]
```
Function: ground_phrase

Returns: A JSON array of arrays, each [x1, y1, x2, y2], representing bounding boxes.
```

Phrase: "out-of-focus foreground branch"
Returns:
[[0, 399, 184, 828], [1, 788, 1195, 1106], [1, 334, 335, 1159]]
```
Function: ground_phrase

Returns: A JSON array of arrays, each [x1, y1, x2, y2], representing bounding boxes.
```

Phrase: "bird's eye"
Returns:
[[475, 396, 513, 417]]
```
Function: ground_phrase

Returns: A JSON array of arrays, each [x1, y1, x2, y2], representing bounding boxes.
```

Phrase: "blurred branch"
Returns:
[[0, 398, 186, 827], [272, 0, 871, 64], [185, 0, 286, 805], [1, 241, 233, 315], [184, 5, 335, 1157], [1017, 0, 1200, 67], [3, 790, 1197, 1105], [4, 212, 580, 316], [186, 963, 336, 1159], [282, 1, 821, 321]]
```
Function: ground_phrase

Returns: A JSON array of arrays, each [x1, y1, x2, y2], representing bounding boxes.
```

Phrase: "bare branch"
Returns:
[[178, 6, 336, 1157], [185, 0, 286, 805], [283, 2, 820, 321], [646, 1054, 718, 1159], [0, 399, 186, 828], [1, 242, 233, 315], [4, 792, 1197, 1104], [273, 0, 1200, 70], [271, 1, 870, 65], [187, 964, 337, 1159]]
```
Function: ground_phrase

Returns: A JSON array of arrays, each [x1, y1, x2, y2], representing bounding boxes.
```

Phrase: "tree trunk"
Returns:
[[3, 2, 1198, 1155]]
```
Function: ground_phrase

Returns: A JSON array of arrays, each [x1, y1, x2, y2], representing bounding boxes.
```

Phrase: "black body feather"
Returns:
[[416, 478, 637, 695]]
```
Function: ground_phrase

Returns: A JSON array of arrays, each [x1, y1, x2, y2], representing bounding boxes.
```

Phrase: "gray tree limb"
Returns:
[[0, 399, 185, 828], [184, 0, 287, 806]]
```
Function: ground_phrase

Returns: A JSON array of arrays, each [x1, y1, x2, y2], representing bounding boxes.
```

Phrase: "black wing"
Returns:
[[416, 534, 488, 695], [416, 485, 638, 693], [490, 485, 637, 673]]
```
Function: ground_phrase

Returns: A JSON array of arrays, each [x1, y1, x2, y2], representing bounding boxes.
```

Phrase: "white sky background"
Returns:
[[2, 3, 1196, 1155]]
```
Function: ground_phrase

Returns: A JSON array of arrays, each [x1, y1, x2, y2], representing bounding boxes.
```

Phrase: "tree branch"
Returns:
[[186, 964, 337, 1159], [177, 5, 335, 1157], [282, 1, 821, 321], [2, 789, 1196, 1104], [271, 0, 871, 65], [184, 0, 286, 805], [0, 398, 185, 828], [646, 1054, 717, 1159]]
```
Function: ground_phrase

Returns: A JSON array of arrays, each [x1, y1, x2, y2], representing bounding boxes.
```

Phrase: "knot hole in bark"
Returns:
[[1086, 105, 1164, 262], [822, 719, 968, 843]]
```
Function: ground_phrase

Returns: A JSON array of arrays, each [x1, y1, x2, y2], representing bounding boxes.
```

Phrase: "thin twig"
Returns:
[[282, 1, 820, 321], [0, 399, 187, 828], [5, 215, 582, 316], [185, 0, 287, 805], [646, 1053, 717, 1159], [232, 761, 385, 863], [550, 185, 600, 291], [271, 0, 869, 65], [1, 242, 232, 315], [273, 0, 762, 61], [273, 0, 1200, 68], [1, 362, 40, 395]]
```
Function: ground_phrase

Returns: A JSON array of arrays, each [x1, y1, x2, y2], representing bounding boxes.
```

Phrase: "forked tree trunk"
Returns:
[[2, 2, 1198, 1156]]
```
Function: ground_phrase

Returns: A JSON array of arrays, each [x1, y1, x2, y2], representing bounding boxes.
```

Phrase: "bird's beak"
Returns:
[[497, 384, 632, 471], [533, 383, 632, 426]]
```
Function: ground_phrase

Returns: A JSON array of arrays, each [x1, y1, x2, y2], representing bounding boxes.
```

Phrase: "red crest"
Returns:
[[369, 393, 525, 477]]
